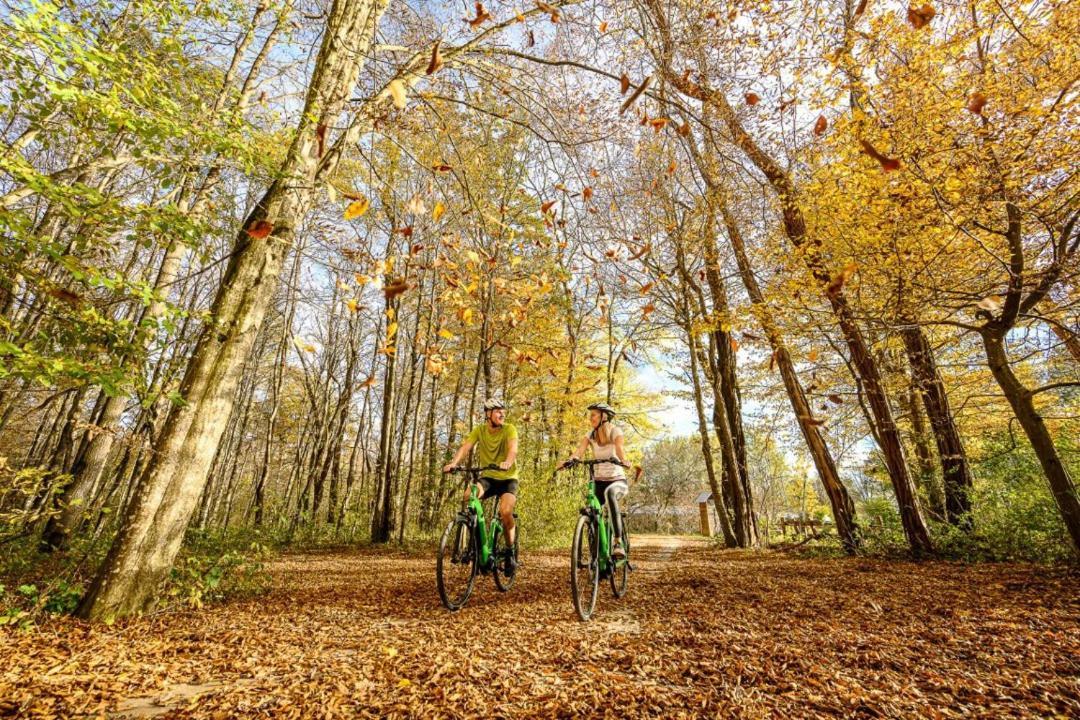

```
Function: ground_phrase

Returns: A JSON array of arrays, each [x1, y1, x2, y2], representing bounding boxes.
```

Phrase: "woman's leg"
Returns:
[[605, 481, 629, 543]]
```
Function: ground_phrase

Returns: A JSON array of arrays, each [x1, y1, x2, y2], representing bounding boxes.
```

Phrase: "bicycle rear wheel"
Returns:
[[492, 522, 519, 592], [437, 516, 477, 610], [610, 515, 629, 599], [570, 514, 599, 621]]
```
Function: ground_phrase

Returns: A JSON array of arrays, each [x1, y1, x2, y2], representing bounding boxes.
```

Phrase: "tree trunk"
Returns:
[[900, 323, 971, 525], [983, 330, 1080, 553], [76, 0, 390, 621]]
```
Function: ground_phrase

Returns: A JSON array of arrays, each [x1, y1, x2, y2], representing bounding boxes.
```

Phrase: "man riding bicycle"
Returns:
[[443, 397, 519, 576]]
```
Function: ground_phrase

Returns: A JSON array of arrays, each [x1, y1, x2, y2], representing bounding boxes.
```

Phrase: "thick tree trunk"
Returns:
[[76, 0, 390, 621], [983, 331, 1080, 553], [900, 323, 973, 526], [905, 380, 946, 522]]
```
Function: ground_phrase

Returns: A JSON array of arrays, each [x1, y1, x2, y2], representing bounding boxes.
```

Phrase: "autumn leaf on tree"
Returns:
[[859, 140, 901, 172], [466, 2, 491, 28], [389, 79, 407, 109], [813, 115, 828, 136], [826, 261, 858, 294], [619, 75, 651, 114], [967, 92, 988, 114], [245, 220, 274, 239], [432, 201, 446, 222], [650, 117, 670, 133], [599, 20, 608, 32], [426, 40, 444, 74], [620, 73, 631, 95], [744, 92, 760, 106], [384, 280, 411, 300], [344, 198, 370, 219], [907, 4, 935, 28], [541, 200, 557, 214]]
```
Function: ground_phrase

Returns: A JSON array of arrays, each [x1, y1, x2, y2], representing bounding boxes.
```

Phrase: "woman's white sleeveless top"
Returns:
[[590, 424, 626, 480]]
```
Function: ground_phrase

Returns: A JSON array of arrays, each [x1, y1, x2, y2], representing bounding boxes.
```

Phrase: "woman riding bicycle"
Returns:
[[559, 402, 631, 559]]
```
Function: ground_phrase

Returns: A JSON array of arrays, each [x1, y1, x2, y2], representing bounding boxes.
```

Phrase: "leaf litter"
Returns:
[[2, 539, 1078, 718]]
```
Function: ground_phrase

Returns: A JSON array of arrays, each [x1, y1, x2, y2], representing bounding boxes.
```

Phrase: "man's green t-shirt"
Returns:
[[467, 422, 519, 481]]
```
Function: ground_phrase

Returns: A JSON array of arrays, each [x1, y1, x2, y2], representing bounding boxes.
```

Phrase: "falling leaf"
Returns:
[[966, 92, 987, 114], [619, 75, 651, 115], [808, 348, 820, 362], [599, 20, 608, 32], [438, 328, 455, 340], [744, 92, 760, 106], [386, 322, 399, 339], [432, 163, 454, 172], [345, 197, 370, 219], [527, 30, 535, 46], [360, 375, 376, 388], [384, 280, 411, 301], [432, 201, 446, 222], [650, 117, 670, 133], [907, 4, 935, 29], [642, 304, 656, 316], [406, 195, 426, 215], [388, 79, 407, 109], [813, 115, 828, 136], [582, 186, 594, 202], [828, 393, 844, 404], [346, 299, 360, 314], [245, 220, 273, 239], [47, 287, 82, 307], [859, 140, 900, 172], [730, 337, 740, 353], [466, 2, 491, 28], [629, 242, 650, 260], [541, 200, 556, 214], [677, 121, 691, 137], [426, 40, 444, 74], [827, 261, 859, 295], [620, 73, 631, 95], [639, 282, 654, 294]]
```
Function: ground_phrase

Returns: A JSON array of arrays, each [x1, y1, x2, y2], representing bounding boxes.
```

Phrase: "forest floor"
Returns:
[[3, 535, 1079, 718]]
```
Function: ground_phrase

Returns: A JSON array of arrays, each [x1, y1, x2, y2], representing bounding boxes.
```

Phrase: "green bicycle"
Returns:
[[436, 464, 520, 611], [560, 458, 633, 621]]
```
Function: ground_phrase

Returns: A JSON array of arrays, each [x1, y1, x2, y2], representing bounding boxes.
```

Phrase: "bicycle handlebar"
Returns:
[[557, 457, 630, 471], [444, 463, 502, 474]]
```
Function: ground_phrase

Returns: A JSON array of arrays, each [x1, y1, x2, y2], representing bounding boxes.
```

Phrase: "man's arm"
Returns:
[[499, 435, 518, 471], [443, 439, 475, 472]]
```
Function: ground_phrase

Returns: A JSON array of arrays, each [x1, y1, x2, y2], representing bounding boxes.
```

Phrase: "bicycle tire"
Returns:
[[570, 513, 599, 621], [437, 515, 477, 610], [492, 522, 519, 592]]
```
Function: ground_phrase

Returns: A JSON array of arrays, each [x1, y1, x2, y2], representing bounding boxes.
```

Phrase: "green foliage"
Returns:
[[168, 532, 273, 609], [0, 580, 83, 629]]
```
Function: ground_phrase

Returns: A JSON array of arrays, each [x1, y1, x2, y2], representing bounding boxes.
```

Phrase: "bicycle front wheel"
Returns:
[[437, 516, 477, 611], [492, 522, 519, 592], [570, 514, 599, 621]]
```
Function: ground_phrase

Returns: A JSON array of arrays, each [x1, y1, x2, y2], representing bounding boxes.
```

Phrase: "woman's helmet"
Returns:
[[587, 402, 616, 420], [483, 397, 506, 411]]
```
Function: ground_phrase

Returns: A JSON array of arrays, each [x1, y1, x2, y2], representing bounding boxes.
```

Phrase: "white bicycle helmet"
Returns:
[[483, 397, 506, 411]]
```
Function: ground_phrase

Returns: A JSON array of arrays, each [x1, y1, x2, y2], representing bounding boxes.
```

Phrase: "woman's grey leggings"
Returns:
[[600, 480, 629, 541]]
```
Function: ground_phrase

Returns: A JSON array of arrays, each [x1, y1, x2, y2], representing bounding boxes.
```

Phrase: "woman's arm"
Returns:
[[614, 432, 627, 466], [560, 435, 590, 468]]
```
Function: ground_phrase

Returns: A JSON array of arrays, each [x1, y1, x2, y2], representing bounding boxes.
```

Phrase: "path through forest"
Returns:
[[4, 538, 1078, 717]]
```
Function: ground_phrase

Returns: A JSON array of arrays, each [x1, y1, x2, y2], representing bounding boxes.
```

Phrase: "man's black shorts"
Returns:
[[478, 477, 519, 499]]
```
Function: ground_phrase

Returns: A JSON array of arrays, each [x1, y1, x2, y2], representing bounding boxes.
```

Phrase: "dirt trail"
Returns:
[[3, 537, 1078, 718]]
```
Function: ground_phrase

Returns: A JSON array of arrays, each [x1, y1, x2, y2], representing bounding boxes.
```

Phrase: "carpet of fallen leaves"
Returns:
[[3, 535, 1079, 718]]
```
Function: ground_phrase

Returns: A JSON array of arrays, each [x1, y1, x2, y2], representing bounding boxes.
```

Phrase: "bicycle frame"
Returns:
[[452, 465, 503, 570], [564, 459, 628, 573]]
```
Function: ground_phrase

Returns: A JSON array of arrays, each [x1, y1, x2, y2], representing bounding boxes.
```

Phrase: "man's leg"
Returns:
[[498, 492, 517, 546]]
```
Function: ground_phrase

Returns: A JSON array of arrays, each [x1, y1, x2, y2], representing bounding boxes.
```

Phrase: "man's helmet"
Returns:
[[588, 402, 616, 419], [483, 397, 506, 411]]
